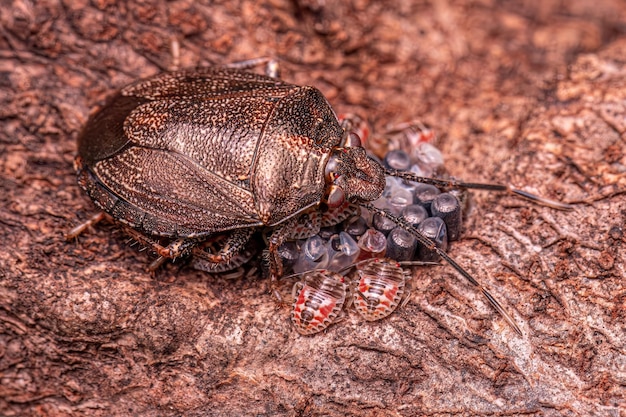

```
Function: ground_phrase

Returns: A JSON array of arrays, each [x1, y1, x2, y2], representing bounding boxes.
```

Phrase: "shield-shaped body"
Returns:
[[353, 258, 410, 321], [291, 270, 349, 335], [77, 68, 344, 238]]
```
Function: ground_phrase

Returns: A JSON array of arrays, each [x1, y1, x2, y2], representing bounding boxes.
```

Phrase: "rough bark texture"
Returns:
[[1, 1, 626, 416]]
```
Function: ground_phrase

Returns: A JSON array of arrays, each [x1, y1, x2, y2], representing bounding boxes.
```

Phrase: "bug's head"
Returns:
[[324, 132, 385, 207]]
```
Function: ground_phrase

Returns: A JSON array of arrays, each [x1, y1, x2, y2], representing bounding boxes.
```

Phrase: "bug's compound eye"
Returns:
[[324, 184, 345, 208], [344, 132, 362, 148], [325, 151, 341, 184]]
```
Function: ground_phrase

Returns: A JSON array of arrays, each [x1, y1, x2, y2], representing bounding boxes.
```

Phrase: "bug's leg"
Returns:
[[224, 57, 280, 78], [265, 60, 280, 78], [269, 209, 328, 300], [291, 281, 303, 300], [398, 268, 413, 310], [65, 212, 109, 240], [268, 231, 287, 302], [344, 289, 354, 310], [399, 289, 412, 309], [319, 202, 360, 228], [191, 228, 255, 265], [383, 121, 436, 153], [285, 207, 322, 240], [149, 256, 167, 271], [191, 232, 260, 274], [267, 217, 302, 301], [332, 289, 353, 326], [330, 309, 349, 326], [119, 226, 199, 269], [163, 36, 182, 71], [338, 113, 370, 145]]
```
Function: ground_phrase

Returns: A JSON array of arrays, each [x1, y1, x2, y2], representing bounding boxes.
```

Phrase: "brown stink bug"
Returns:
[[72, 62, 572, 334]]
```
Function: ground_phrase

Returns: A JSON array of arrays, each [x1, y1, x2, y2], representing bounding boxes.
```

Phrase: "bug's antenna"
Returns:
[[385, 169, 574, 211], [281, 259, 439, 283], [362, 203, 523, 336]]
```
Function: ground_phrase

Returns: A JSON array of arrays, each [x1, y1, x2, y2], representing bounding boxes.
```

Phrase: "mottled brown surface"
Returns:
[[1, 1, 626, 416]]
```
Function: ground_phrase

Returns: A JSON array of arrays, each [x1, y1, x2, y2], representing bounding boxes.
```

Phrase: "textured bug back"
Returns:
[[291, 270, 348, 335], [253, 85, 344, 225], [353, 259, 410, 321], [76, 68, 343, 237]]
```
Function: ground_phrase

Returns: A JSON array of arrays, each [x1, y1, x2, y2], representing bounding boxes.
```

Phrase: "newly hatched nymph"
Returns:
[[291, 270, 349, 335], [352, 258, 412, 322]]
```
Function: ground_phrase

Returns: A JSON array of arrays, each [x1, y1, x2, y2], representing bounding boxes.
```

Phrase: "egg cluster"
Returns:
[[280, 140, 465, 276], [194, 126, 472, 335]]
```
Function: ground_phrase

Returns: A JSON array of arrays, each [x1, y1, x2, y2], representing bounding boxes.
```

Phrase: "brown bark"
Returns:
[[1, 1, 625, 416]]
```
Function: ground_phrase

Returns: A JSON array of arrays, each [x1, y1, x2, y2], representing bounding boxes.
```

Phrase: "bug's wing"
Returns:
[[80, 69, 297, 165], [90, 146, 262, 237], [121, 68, 295, 100], [78, 69, 332, 236], [252, 86, 344, 225]]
